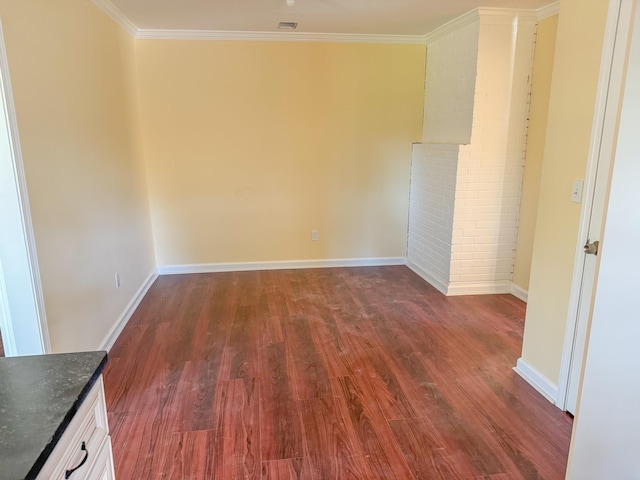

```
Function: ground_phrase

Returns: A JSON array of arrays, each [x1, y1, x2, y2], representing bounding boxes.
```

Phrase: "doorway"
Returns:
[[556, 0, 636, 413]]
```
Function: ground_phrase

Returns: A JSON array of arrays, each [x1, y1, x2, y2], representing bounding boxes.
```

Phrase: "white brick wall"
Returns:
[[407, 143, 459, 293], [410, 12, 536, 296], [422, 21, 480, 144]]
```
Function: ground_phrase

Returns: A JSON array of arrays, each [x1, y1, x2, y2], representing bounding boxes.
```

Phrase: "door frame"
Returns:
[[0, 19, 50, 356], [555, 0, 635, 410]]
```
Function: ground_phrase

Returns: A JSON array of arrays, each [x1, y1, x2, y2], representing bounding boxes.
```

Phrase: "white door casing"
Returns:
[[556, 0, 636, 413], [0, 19, 50, 356]]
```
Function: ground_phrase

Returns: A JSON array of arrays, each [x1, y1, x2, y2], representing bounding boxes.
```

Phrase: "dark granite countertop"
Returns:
[[0, 351, 108, 480]]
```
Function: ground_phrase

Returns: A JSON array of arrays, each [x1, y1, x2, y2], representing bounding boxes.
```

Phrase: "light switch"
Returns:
[[572, 180, 584, 203]]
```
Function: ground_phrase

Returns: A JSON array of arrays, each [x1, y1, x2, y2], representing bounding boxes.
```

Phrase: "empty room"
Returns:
[[0, 0, 638, 479]]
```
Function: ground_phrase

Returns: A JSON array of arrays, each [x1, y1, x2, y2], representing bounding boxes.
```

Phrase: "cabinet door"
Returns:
[[37, 377, 109, 480], [86, 438, 116, 480]]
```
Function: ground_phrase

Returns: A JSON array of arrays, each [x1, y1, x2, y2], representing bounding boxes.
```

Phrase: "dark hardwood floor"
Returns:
[[103, 266, 572, 479]]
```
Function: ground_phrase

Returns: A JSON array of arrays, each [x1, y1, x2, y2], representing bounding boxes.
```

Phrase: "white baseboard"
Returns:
[[406, 265, 527, 300], [99, 269, 158, 351], [405, 261, 449, 295], [446, 281, 512, 296], [513, 357, 558, 404], [157, 257, 407, 275], [510, 283, 529, 303]]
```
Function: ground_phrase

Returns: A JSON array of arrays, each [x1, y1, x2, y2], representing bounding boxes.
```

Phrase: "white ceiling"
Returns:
[[106, 0, 554, 36]]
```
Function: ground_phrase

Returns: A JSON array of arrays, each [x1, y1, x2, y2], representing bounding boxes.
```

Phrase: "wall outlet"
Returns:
[[115, 272, 121, 289], [311, 230, 319, 241]]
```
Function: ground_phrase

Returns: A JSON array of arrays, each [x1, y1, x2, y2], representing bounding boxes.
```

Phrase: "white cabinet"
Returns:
[[37, 376, 116, 480], [86, 440, 116, 480]]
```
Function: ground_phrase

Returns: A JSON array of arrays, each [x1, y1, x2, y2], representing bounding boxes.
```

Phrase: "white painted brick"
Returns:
[[463, 228, 480, 237], [451, 252, 475, 261], [462, 244, 498, 253], [410, 14, 534, 293], [458, 273, 501, 282], [408, 144, 460, 283], [456, 221, 478, 229], [423, 21, 479, 144], [474, 220, 502, 229]]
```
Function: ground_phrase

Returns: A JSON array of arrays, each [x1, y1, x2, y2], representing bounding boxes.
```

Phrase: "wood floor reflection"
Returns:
[[103, 266, 572, 479]]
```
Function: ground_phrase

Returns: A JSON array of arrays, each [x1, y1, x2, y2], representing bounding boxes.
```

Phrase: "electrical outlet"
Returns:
[[311, 230, 319, 241], [115, 272, 121, 289]]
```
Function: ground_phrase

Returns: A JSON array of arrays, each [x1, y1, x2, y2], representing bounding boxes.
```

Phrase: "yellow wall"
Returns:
[[521, 0, 609, 383], [135, 40, 425, 266], [512, 15, 559, 292], [0, 1, 155, 352]]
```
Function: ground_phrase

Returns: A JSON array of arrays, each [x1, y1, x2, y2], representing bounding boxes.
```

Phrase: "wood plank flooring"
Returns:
[[103, 266, 572, 479]]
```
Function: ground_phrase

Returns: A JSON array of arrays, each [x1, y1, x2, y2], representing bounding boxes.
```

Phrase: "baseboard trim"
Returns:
[[513, 357, 558, 404], [157, 257, 407, 275], [446, 281, 512, 296], [99, 269, 158, 351], [405, 261, 449, 295], [510, 284, 529, 303]]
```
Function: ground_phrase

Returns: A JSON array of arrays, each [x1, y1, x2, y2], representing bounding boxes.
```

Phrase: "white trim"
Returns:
[[510, 284, 529, 303], [423, 8, 539, 45], [0, 260, 17, 356], [423, 9, 480, 44], [91, 0, 138, 36], [405, 261, 449, 295], [0, 20, 51, 354], [405, 263, 515, 297], [98, 269, 158, 351], [136, 29, 427, 45], [477, 8, 538, 25], [556, 0, 630, 411], [89, 2, 552, 45], [446, 281, 512, 296], [513, 358, 558, 404], [158, 257, 407, 275], [537, 2, 560, 21], [90, 1, 428, 45]]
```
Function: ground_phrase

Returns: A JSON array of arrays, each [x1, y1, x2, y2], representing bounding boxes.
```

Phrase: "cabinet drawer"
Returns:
[[37, 377, 110, 480]]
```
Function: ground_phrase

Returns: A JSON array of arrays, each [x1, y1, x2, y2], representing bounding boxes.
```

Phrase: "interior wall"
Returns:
[[410, 13, 536, 296], [422, 22, 479, 144], [566, 4, 640, 474], [512, 15, 559, 293], [0, 0, 156, 353], [449, 16, 536, 295], [520, 0, 610, 384], [136, 40, 426, 267]]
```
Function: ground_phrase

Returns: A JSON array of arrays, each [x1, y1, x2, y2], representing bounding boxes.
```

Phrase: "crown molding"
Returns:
[[136, 29, 427, 45], [92, 0, 138, 36], [423, 9, 480, 44], [423, 7, 542, 44], [92, 1, 556, 46], [537, 2, 560, 20], [477, 7, 538, 25]]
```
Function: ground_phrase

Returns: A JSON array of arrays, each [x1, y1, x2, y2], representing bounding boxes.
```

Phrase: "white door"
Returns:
[[565, 3, 640, 475], [558, 0, 636, 414]]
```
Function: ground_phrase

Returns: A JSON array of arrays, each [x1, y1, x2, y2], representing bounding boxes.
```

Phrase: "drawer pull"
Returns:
[[64, 442, 89, 479]]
